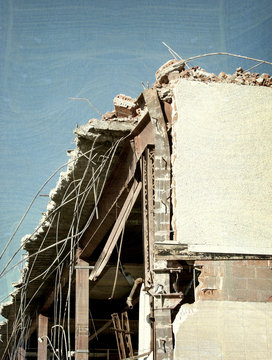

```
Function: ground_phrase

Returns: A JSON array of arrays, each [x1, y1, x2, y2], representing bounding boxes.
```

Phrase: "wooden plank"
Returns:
[[75, 253, 89, 360], [37, 314, 48, 360], [79, 140, 136, 260], [80, 115, 154, 261], [89, 179, 142, 281], [111, 313, 126, 360], [124, 351, 152, 360], [121, 312, 133, 358], [89, 320, 112, 342]]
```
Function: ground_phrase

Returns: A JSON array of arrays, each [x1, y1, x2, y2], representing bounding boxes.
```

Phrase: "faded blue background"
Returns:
[[0, 0, 271, 301]]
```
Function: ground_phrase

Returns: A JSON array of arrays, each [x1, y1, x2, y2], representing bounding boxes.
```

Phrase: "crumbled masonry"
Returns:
[[1, 59, 272, 360]]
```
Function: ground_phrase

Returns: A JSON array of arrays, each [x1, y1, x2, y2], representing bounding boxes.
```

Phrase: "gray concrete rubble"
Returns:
[[155, 58, 272, 87]]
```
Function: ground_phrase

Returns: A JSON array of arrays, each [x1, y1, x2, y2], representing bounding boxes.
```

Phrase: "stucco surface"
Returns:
[[173, 300, 272, 360], [172, 79, 272, 255]]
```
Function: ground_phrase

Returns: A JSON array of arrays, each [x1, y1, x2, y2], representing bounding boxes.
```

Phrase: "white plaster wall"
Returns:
[[173, 301, 272, 360], [138, 284, 152, 359], [172, 79, 272, 255]]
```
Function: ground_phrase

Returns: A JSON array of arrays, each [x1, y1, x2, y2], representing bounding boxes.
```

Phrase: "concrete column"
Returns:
[[37, 314, 48, 360], [75, 255, 89, 360], [17, 347, 25, 360]]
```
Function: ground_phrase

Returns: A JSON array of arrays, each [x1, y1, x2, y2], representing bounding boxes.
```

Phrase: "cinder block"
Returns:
[[256, 267, 272, 279], [233, 277, 247, 289], [248, 278, 272, 291], [233, 265, 255, 278], [248, 260, 269, 267]]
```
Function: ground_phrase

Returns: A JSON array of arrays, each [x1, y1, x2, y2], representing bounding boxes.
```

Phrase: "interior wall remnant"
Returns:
[[194, 260, 272, 302], [172, 78, 272, 255], [172, 259, 272, 359], [173, 300, 272, 360]]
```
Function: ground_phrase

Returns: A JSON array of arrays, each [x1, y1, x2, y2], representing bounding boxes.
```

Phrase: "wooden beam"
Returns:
[[89, 320, 112, 342], [80, 114, 154, 260], [37, 314, 48, 360], [79, 141, 137, 260], [90, 178, 142, 281], [75, 252, 89, 360]]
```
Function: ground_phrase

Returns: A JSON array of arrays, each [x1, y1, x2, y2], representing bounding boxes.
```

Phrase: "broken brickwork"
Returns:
[[195, 260, 272, 302]]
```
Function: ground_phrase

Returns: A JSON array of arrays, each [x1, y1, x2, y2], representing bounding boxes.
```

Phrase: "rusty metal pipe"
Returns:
[[126, 277, 143, 309]]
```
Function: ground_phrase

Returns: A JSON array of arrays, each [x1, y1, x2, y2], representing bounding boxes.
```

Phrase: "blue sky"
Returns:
[[0, 0, 271, 300]]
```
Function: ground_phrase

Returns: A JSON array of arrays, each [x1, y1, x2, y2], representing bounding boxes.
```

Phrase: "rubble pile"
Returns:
[[155, 59, 272, 91], [94, 59, 272, 125]]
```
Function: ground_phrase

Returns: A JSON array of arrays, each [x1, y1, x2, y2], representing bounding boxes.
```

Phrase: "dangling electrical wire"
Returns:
[[108, 224, 126, 300], [0, 134, 128, 359]]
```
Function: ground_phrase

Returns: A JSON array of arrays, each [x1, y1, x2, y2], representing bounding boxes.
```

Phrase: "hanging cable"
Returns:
[[108, 224, 126, 300]]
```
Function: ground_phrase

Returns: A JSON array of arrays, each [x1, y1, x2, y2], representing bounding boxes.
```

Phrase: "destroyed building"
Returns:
[[0, 59, 272, 360]]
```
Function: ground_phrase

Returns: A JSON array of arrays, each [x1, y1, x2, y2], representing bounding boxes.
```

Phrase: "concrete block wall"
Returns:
[[195, 260, 272, 302]]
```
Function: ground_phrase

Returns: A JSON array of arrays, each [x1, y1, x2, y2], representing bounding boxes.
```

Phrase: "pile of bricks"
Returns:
[[155, 59, 272, 88]]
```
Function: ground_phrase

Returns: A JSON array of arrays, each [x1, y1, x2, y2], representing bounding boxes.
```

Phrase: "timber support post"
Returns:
[[37, 314, 48, 360], [75, 249, 89, 360]]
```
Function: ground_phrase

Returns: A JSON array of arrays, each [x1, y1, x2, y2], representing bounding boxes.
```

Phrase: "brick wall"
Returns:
[[194, 260, 272, 302]]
